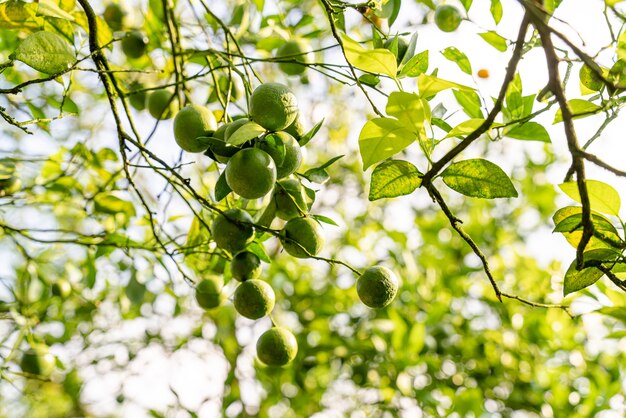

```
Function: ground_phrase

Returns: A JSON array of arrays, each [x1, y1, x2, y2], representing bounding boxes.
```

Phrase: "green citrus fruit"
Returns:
[[103, 3, 125, 31], [434, 5, 462, 32], [275, 40, 310, 76], [249, 83, 298, 131], [51, 280, 71, 298], [173, 105, 217, 153], [121, 31, 149, 59], [210, 123, 233, 163], [273, 178, 308, 220], [148, 89, 177, 120], [356, 266, 399, 308], [230, 251, 262, 281], [256, 327, 298, 366], [284, 114, 305, 142], [225, 148, 277, 199], [580, 64, 604, 92], [212, 208, 255, 253], [128, 83, 147, 111], [224, 117, 250, 141], [195, 275, 224, 309], [279, 217, 324, 258], [20, 345, 55, 377], [259, 131, 302, 179], [383, 37, 408, 64], [234, 279, 275, 319]]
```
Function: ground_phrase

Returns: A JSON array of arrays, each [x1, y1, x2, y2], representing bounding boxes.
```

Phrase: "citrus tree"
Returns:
[[1, 0, 626, 416]]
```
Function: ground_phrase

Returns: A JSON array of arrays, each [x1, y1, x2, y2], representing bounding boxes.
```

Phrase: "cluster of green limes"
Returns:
[[171, 82, 400, 366]]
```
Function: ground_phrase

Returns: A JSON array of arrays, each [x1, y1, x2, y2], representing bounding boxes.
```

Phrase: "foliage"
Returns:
[[1, 0, 626, 416]]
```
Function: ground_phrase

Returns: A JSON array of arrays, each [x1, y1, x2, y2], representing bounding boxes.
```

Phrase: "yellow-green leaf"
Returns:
[[341, 33, 397, 78], [417, 74, 474, 98], [369, 160, 422, 201], [13, 30, 75, 74], [558, 180, 621, 216], [359, 117, 415, 170], [442, 158, 518, 199]]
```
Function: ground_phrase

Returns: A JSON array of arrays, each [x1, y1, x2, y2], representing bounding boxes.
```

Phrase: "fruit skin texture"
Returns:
[[280, 217, 324, 258], [121, 31, 149, 59], [284, 115, 305, 142], [195, 276, 224, 309], [249, 83, 298, 131], [20, 345, 55, 377], [434, 5, 462, 32], [230, 251, 262, 281], [356, 266, 399, 309], [103, 3, 125, 31], [273, 178, 308, 220], [234, 279, 275, 319], [275, 40, 309, 75], [211, 208, 255, 253], [148, 89, 176, 120], [225, 148, 277, 199], [51, 280, 71, 298], [256, 327, 298, 366], [259, 131, 302, 179], [173, 105, 217, 152]]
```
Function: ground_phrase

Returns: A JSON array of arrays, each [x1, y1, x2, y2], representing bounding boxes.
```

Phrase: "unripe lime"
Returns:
[[121, 31, 149, 59], [273, 178, 308, 220], [249, 83, 298, 131], [279, 217, 324, 258], [284, 114, 306, 142], [211, 123, 232, 163], [275, 40, 310, 76], [211, 208, 255, 253], [259, 131, 302, 179], [223, 118, 250, 141], [128, 83, 147, 111], [148, 89, 177, 120], [434, 5, 462, 32], [234, 279, 275, 319], [103, 3, 125, 31], [195, 275, 224, 309], [356, 266, 399, 308], [20, 345, 55, 378], [173, 105, 217, 152], [230, 251, 262, 281], [51, 280, 71, 298], [256, 327, 298, 366], [225, 148, 277, 199]]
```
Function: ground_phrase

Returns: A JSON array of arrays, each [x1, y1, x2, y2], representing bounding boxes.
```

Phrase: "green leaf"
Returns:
[[505, 73, 524, 119], [358, 118, 415, 170], [303, 155, 344, 184], [441, 47, 472, 74], [341, 34, 397, 78], [444, 119, 495, 139], [478, 31, 508, 52], [36, 0, 75, 21], [552, 206, 621, 250], [398, 50, 428, 78], [553, 99, 602, 123], [453, 89, 483, 119], [442, 158, 518, 199], [504, 122, 550, 142], [311, 214, 339, 226], [558, 180, 621, 216], [595, 306, 626, 322], [94, 193, 136, 217], [369, 160, 422, 201], [215, 171, 231, 201], [459, 0, 473, 11], [246, 241, 271, 263], [298, 118, 324, 147], [386, 91, 428, 133], [417, 74, 474, 98], [226, 121, 265, 145], [13, 31, 75, 74], [563, 249, 619, 295], [358, 73, 380, 86], [490, 0, 503, 24]]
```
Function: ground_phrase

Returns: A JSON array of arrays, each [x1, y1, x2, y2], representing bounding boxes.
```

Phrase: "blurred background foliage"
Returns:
[[0, 0, 625, 417]]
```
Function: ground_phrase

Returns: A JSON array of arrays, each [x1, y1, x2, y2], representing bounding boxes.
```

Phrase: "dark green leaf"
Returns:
[[298, 118, 324, 146], [215, 171, 231, 201]]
